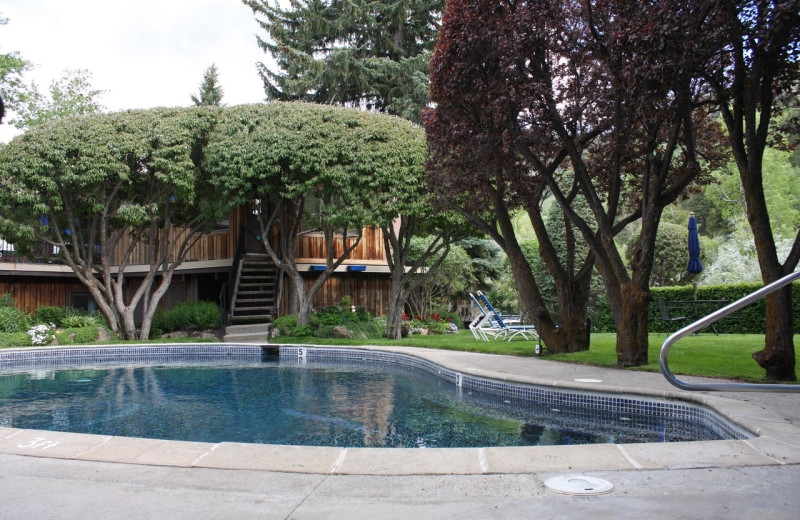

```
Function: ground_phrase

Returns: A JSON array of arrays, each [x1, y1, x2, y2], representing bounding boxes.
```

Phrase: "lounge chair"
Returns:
[[476, 291, 540, 342], [468, 293, 509, 341]]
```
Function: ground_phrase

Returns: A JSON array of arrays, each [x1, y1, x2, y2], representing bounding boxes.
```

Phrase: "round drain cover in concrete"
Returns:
[[544, 475, 614, 496]]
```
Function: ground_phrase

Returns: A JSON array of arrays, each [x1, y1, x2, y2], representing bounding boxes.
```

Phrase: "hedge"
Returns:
[[591, 282, 800, 334]]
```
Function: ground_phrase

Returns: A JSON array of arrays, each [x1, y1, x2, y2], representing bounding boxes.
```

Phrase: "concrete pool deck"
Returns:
[[1, 344, 799, 518]]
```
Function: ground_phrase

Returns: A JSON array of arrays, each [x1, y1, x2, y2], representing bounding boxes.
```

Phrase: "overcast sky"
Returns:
[[0, 0, 272, 142]]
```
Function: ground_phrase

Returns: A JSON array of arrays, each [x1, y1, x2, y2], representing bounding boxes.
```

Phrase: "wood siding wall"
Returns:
[[295, 227, 386, 263], [110, 209, 244, 265], [280, 272, 393, 317], [0, 277, 88, 314]]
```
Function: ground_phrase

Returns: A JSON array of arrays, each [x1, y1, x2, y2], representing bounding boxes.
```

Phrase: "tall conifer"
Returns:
[[243, 0, 442, 123]]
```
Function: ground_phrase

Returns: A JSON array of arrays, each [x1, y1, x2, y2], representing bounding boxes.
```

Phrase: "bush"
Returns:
[[62, 314, 99, 328], [290, 325, 313, 337], [53, 326, 99, 345], [427, 321, 447, 335], [150, 301, 221, 338], [590, 281, 800, 334], [34, 306, 66, 327], [0, 331, 32, 346], [273, 315, 298, 335], [191, 301, 221, 330], [0, 306, 31, 333], [313, 324, 338, 338], [435, 310, 464, 329], [348, 320, 385, 339], [0, 293, 14, 308]]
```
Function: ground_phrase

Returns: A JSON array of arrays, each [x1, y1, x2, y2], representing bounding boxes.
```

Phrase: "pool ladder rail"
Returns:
[[659, 270, 800, 393]]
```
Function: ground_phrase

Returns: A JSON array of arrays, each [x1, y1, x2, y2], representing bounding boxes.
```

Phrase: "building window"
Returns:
[[69, 292, 97, 313]]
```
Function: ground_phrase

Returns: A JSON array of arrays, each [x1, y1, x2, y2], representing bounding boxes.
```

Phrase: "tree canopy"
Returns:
[[0, 106, 228, 340], [242, 0, 442, 123], [204, 102, 430, 325], [426, 0, 726, 365]]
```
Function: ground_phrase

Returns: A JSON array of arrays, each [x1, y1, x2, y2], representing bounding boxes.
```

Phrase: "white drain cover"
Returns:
[[544, 475, 614, 496]]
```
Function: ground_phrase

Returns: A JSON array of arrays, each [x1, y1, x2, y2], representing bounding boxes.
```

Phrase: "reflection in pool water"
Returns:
[[0, 357, 729, 447]]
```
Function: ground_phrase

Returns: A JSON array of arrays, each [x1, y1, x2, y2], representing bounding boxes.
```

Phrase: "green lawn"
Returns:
[[274, 330, 800, 384], [2, 327, 797, 385]]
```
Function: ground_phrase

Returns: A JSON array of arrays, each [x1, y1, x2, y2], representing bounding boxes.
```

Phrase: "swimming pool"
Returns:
[[0, 345, 751, 448]]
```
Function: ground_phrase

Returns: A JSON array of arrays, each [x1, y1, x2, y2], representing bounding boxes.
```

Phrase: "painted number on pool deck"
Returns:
[[17, 437, 60, 450]]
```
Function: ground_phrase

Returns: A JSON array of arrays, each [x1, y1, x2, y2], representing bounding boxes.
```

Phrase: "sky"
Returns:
[[0, 0, 273, 142]]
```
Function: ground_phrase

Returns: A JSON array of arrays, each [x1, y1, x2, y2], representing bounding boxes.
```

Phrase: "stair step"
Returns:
[[230, 314, 273, 321], [234, 298, 275, 304]]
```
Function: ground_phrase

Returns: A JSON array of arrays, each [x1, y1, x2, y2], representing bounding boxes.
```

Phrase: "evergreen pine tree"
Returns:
[[190, 64, 224, 106], [243, 0, 442, 123]]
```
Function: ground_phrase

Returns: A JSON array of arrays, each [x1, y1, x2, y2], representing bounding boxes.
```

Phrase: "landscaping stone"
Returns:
[[332, 326, 353, 339]]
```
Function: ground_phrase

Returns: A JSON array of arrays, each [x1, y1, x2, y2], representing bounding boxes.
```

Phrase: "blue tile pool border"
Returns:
[[0, 344, 752, 442]]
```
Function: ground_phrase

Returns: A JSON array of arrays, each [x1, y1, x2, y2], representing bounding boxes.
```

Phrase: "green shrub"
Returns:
[[53, 326, 99, 345], [150, 301, 221, 338], [354, 306, 371, 322], [427, 321, 447, 335], [0, 306, 31, 333], [34, 306, 66, 327], [0, 293, 14, 308], [435, 310, 464, 329], [191, 301, 221, 330], [348, 319, 384, 339], [319, 311, 345, 327], [290, 325, 313, 337], [62, 314, 99, 328], [590, 281, 800, 334], [0, 331, 32, 346], [313, 324, 338, 338], [274, 315, 298, 335]]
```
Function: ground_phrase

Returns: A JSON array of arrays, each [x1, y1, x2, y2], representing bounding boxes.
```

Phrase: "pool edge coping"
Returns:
[[1, 342, 798, 475]]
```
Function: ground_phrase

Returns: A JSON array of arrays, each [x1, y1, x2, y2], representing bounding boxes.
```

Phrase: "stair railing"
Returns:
[[659, 270, 800, 392]]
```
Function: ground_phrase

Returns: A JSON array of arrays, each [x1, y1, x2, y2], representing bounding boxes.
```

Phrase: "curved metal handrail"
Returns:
[[659, 270, 800, 392]]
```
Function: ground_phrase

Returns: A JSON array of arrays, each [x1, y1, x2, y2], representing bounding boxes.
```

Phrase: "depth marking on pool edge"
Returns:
[[615, 444, 644, 469], [478, 448, 489, 473], [330, 448, 348, 473]]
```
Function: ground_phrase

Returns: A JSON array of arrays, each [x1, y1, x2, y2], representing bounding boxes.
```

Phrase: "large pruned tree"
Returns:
[[427, 0, 725, 365], [698, 0, 800, 380], [242, 0, 442, 123], [0, 107, 228, 340], [205, 102, 429, 326]]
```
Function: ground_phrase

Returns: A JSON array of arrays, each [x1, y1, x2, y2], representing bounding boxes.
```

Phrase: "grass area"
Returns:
[[2, 327, 797, 384], [273, 330, 800, 384]]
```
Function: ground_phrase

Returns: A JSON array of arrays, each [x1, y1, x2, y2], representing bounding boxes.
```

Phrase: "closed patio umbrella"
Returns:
[[687, 212, 702, 300]]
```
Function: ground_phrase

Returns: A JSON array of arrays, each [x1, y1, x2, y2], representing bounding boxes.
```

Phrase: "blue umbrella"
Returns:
[[687, 212, 702, 274]]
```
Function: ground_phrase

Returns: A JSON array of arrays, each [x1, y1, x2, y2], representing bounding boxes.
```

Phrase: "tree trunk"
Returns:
[[614, 281, 651, 367], [752, 286, 797, 381]]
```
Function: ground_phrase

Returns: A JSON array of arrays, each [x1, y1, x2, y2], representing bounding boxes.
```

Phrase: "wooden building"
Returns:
[[0, 205, 393, 326]]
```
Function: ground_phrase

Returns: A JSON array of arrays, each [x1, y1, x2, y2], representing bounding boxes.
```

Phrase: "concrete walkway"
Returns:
[[1, 345, 799, 519]]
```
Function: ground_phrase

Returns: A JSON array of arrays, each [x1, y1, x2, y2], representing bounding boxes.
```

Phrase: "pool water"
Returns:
[[0, 358, 725, 448]]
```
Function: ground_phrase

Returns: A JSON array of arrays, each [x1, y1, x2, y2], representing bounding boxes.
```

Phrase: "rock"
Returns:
[[196, 332, 218, 340], [168, 331, 189, 339], [332, 326, 354, 339], [96, 327, 113, 342]]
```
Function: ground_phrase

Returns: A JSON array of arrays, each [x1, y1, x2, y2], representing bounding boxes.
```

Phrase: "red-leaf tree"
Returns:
[[698, 0, 800, 380], [426, 0, 725, 365]]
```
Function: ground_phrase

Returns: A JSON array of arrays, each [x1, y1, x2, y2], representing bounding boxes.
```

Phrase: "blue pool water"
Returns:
[[0, 354, 731, 448]]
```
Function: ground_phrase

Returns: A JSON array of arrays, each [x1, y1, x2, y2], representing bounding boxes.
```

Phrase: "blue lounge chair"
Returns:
[[476, 291, 539, 342], [468, 293, 507, 341]]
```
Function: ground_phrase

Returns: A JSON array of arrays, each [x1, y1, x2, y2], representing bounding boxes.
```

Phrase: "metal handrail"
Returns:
[[660, 270, 800, 392]]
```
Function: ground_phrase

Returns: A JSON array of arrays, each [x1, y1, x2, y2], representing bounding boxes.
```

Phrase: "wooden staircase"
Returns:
[[230, 253, 279, 323]]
